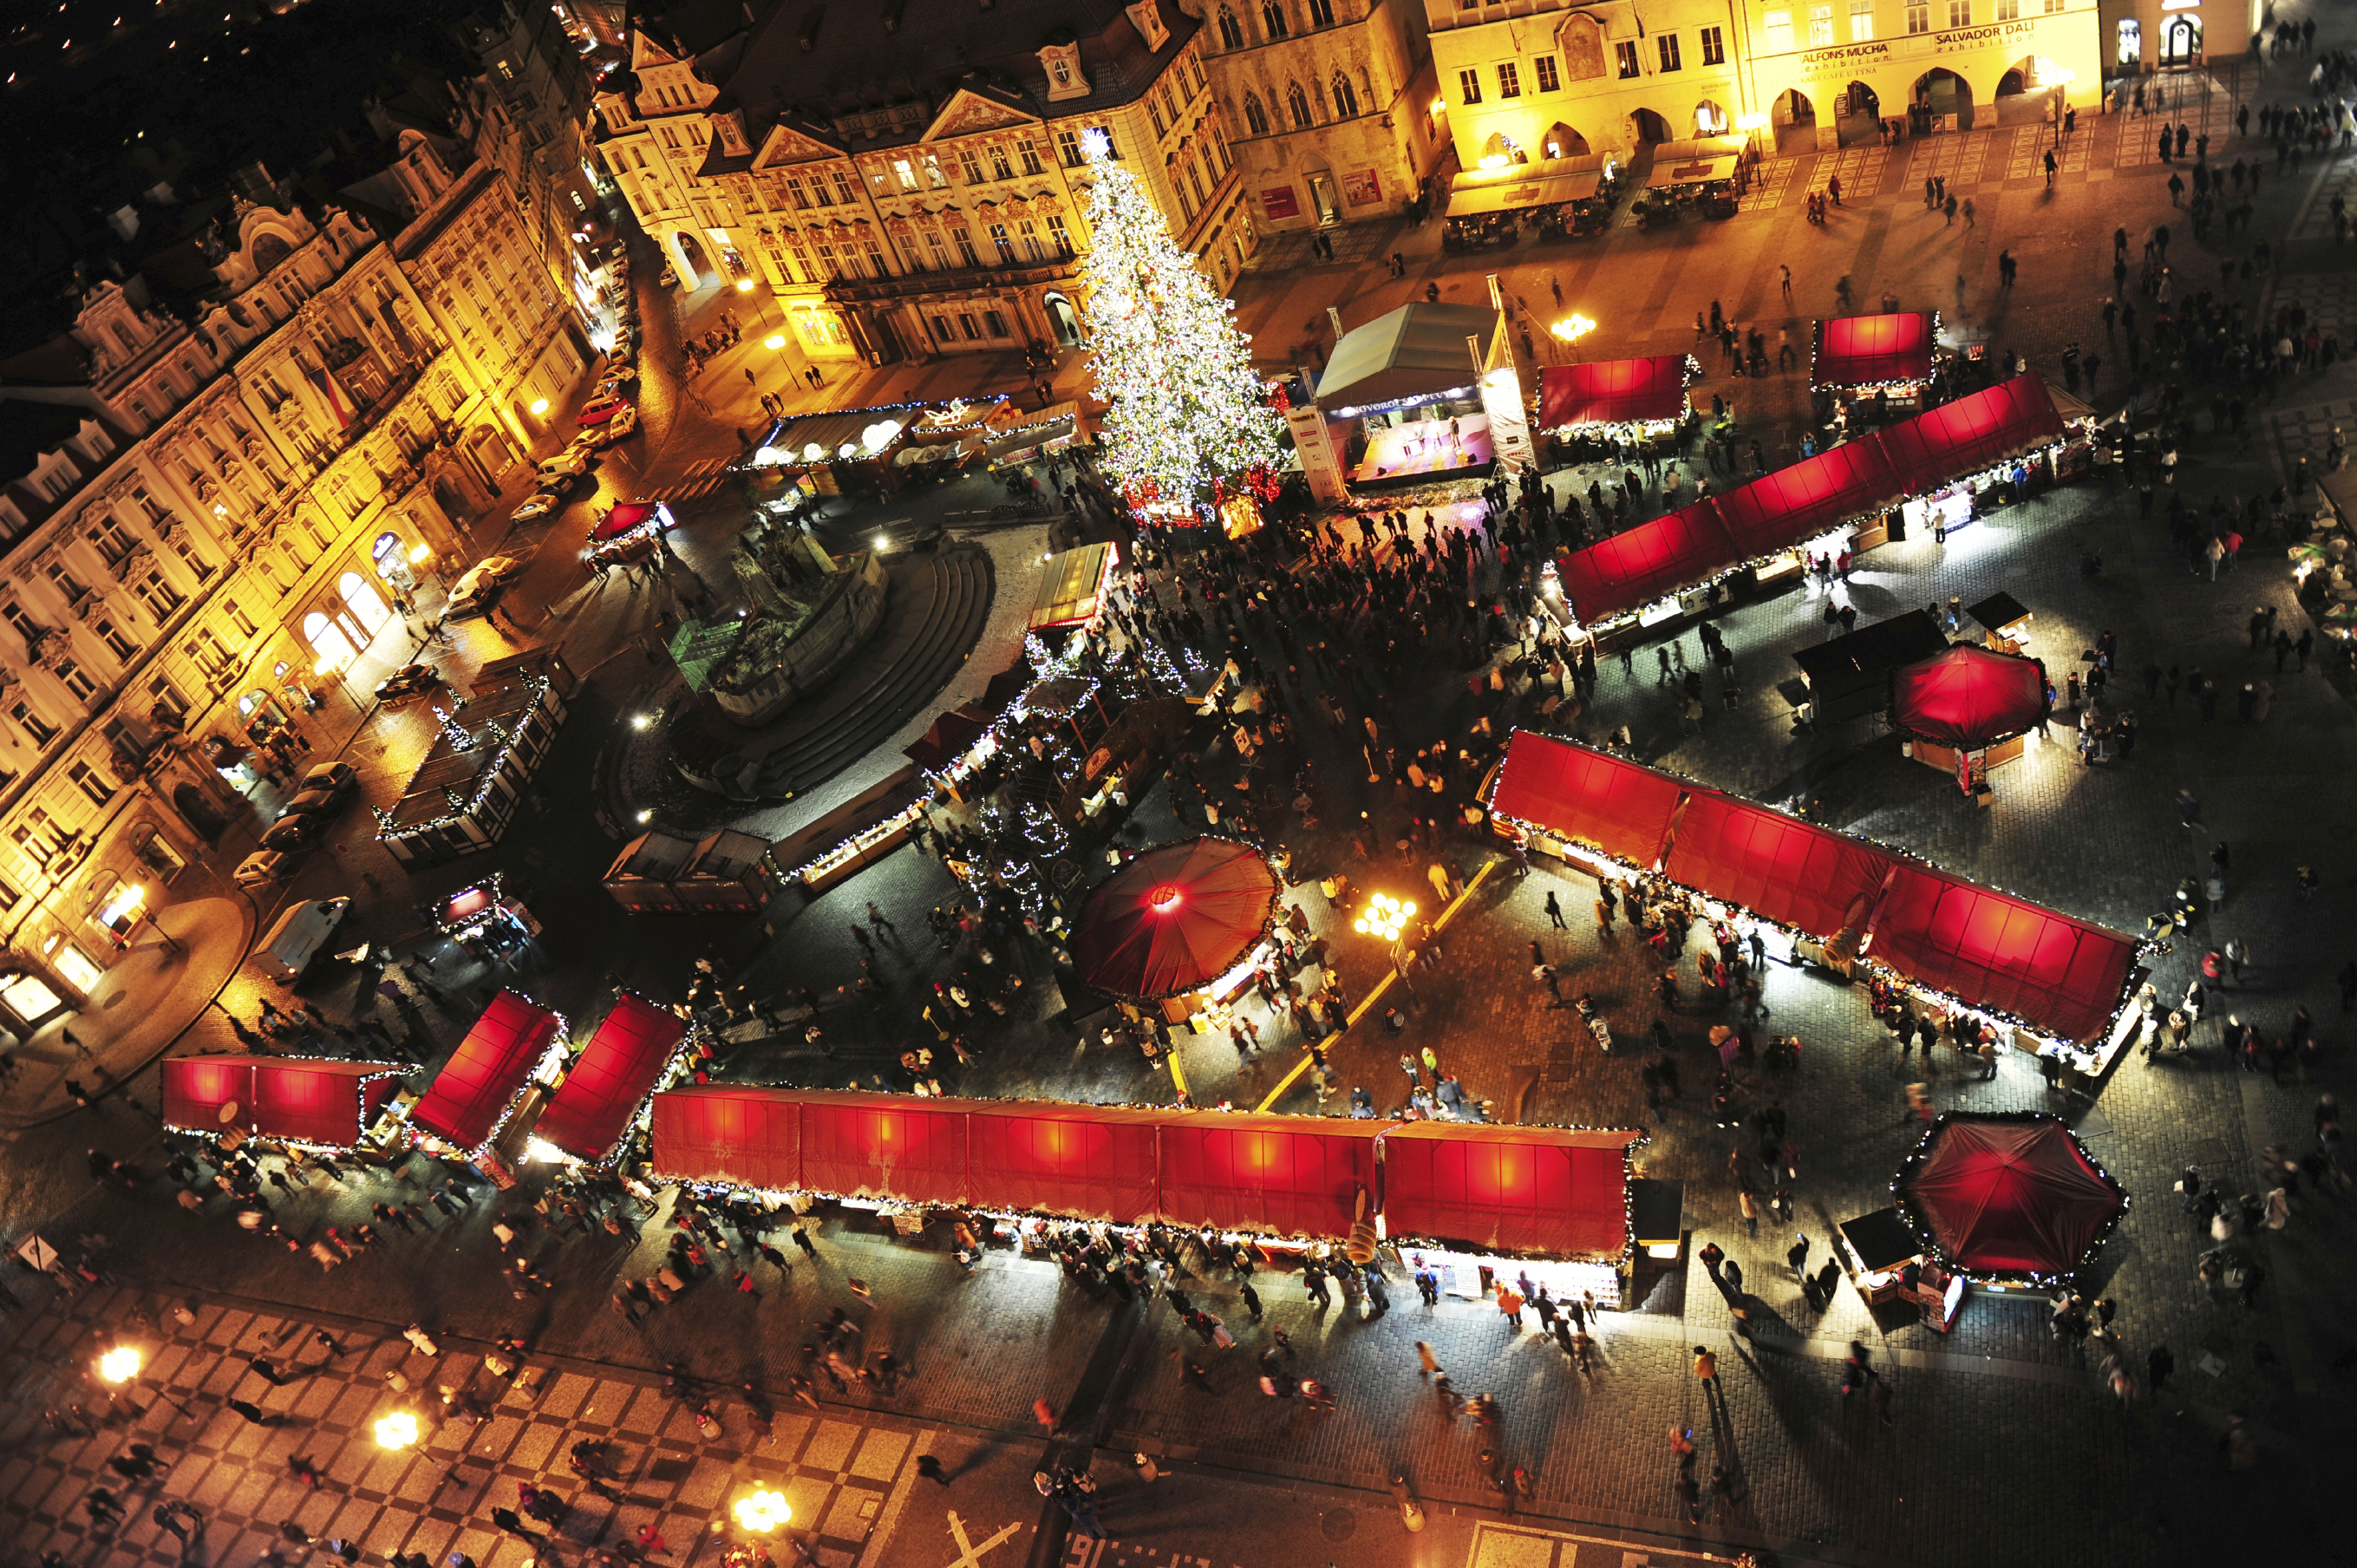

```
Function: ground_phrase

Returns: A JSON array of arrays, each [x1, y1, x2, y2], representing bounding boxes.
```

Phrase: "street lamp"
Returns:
[[1551, 314, 1597, 348], [1352, 893, 1415, 942], [98, 1344, 192, 1427], [733, 1490, 791, 1534], [103, 885, 183, 958], [375, 1409, 458, 1484]]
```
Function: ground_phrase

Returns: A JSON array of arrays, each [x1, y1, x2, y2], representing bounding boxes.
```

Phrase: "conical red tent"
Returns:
[[1896, 1114, 2125, 1280], [1889, 644, 2049, 748], [1072, 838, 1276, 999]]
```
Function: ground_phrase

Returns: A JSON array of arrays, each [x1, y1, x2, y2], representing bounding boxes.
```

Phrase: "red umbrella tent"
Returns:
[[1896, 1114, 2125, 1279], [1071, 838, 1276, 999], [1889, 644, 2048, 748]]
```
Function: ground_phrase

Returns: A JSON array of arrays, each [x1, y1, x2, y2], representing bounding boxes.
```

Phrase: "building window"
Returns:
[[1261, 1, 1287, 37], [989, 223, 1016, 264], [1614, 40, 1641, 76], [831, 169, 858, 205], [1849, 1, 1874, 40], [891, 159, 918, 191], [953, 227, 981, 267], [2043, 0, 2060, 10], [785, 175, 812, 208], [12, 702, 56, 746], [1694, 25, 1723, 63], [0, 878, 16, 911], [95, 620, 137, 660], [1658, 33, 1682, 70], [1244, 92, 1271, 134], [1906, 2, 1929, 32], [1995, 0, 2017, 16], [865, 240, 889, 277], [69, 761, 114, 807], [1019, 140, 1044, 176], [1497, 62, 1521, 98], [47, 563, 88, 604], [958, 312, 983, 340], [1287, 80, 1314, 127], [1048, 213, 1073, 255], [926, 231, 953, 270], [989, 145, 1015, 180], [55, 661, 95, 702], [930, 315, 957, 344], [1087, 126, 1121, 159], [1333, 71, 1359, 117], [1459, 68, 1482, 105], [225, 601, 257, 637], [1534, 55, 1560, 92], [1218, 7, 1244, 45], [1761, 9, 1792, 50], [983, 310, 1009, 338], [1808, 3, 1833, 42], [1056, 127, 1085, 167], [958, 148, 985, 184], [136, 572, 185, 620], [1948, 0, 1970, 25], [14, 813, 58, 869], [1308, 0, 1334, 23]]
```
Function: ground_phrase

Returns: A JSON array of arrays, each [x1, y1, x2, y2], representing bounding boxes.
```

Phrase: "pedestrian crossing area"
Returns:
[[641, 456, 734, 502]]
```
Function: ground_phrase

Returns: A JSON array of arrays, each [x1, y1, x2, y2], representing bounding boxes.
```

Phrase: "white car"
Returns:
[[449, 555, 527, 617], [590, 404, 640, 447], [538, 449, 594, 481], [235, 850, 295, 890], [510, 493, 560, 525]]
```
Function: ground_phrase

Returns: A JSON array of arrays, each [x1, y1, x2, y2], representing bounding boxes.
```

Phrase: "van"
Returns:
[[254, 897, 352, 983]]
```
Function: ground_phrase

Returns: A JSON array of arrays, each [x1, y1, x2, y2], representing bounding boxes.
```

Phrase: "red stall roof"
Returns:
[[1539, 356, 1692, 429], [252, 1059, 402, 1147], [1889, 644, 2049, 748], [535, 994, 686, 1161], [1072, 838, 1276, 1000], [1662, 792, 1897, 940], [161, 1055, 256, 1132], [794, 1090, 970, 1205], [965, 1100, 1162, 1225], [1897, 1114, 2125, 1278], [1874, 375, 2065, 487], [1381, 1125, 1636, 1257], [1813, 311, 1936, 389], [1156, 1114, 1381, 1238], [409, 990, 561, 1149], [1557, 502, 1737, 624], [1488, 730, 1681, 868], [650, 1087, 803, 1190], [591, 501, 661, 541], [1710, 440, 1899, 559], [1870, 866, 2137, 1044]]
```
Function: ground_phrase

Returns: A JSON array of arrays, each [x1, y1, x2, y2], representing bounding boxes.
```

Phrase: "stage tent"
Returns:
[[794, 1090, 970, 1206], [1155, 1114, 1381, 1238], [1874, 374, 2066, 487], [533, 993, 686, 1162], [161, 1055, 255, 1133], [250, 1059, 403, 1147], [1660, 792, 1896, 940], [1539, 356, 1692, 429], [650, 1086, 803, 1191], [1869, 866, 2138, 1045], [1487, 730, 1681, 868], [965, 1100, 1163, 1225], [408, 990, 561, 1150], [1381, 1125, 1640, 1258], [1888, 644, 2049, 748], [1897, 1114, 2125, 1278], [1557, 502, 1737, 624], [1812, 311, 1936, 389], [1709, 439, 1898, 559]]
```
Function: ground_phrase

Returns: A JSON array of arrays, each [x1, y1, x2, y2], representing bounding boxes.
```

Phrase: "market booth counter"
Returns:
[[1384, 1123, 1640, 1308], [1029, 541, 1120, 638], [602, 831, 697, 913], [1538, 355, 1699, 459], [1070, 837, 1279, 1028], [1812, 311, 1939, 416], [585, 500, 676, 567], [1889, 643, 2050, 798], [1442, 154, 1617, 248], [1968, 591, 2034, 653], [983, 401, 1092, 469], [532, 993, 691, 1166], [1837, 1206, 1966, 1330], [1887, 1113, 2128, 1316]]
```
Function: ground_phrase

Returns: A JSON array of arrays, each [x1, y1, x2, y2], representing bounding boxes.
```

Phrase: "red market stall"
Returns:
[[650, 1086, 803, 1191], [793, 1090, 970, 1206], [161, 1055, 256, 1134], [1155, 1114, 1381, 1238], [251, 1059, 405, 1148], [964, 1100, 1161, 1225], [586, 500, 675, 566], [1071, 838, 1277, 1001], [1812, 311, 1937, 392], [1889, 644, 2050, 793], [1557, 503, 1737, 624], [1381, 1125, 1637, 1258], [1895, 1113, 2126, 1281], [408, 990, 563, 1152], [1487, 730, 1681, 869], [1875, 375, 2066, 491], [1660, 792, 1896, 942], [534, 993, 688, 1163], [1868, 866, 2137, 1046], [1709, 439, 1899, 560], [1538, 356, 1696, 433]]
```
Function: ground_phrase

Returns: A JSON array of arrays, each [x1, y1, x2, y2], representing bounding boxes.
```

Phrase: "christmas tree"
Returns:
[[1078, 133, 1283, 514]]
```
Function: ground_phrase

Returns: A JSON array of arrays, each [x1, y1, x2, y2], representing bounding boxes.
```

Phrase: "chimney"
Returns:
[[107, 205, 141, 240]]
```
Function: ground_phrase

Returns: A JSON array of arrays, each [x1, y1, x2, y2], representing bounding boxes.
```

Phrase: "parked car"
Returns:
[[301, 761, 357, 794], [234, 850, 295, 890], [375, 663, 441, 702], [279, 786, 345, 818], [448, 555, 526, 617], [577, 393, 627, 426], [656, 265, 679, 289], [538, 449, 595, 481], [260, 813, 327, 851], [589, 404, 639, 447], [510, 493, 560, 525], [534, 467, 591, 500]]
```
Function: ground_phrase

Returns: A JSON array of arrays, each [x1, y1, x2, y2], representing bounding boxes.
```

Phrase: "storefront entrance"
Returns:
[[2160, 15, 2202, 67]]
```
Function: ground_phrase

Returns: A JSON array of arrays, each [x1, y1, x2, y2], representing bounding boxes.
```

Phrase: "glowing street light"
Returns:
[[531, 397, 551, 416], [373, 1411, 421, 1452], [1353, 892, 1415, 943], [764, 333, 786, 351], [100, 1346, 141, 1383], [733, 1490, 791, 1533], [1551, 314, 1597, 346]]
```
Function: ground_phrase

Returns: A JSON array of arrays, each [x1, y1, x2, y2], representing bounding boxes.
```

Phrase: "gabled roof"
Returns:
[[923, 82, 1043, 140], [1315, 303, 1499, 411]]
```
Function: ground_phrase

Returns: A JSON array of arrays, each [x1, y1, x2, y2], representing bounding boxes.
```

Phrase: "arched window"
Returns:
[[1331, 71, 1359, 118], [1262, 1, 1289, 38], [1308, 0, 1335, 23], [1218, 6, 1244, 46], [1287, 80, 1314, 127], [1244, 93, 1271, 135]]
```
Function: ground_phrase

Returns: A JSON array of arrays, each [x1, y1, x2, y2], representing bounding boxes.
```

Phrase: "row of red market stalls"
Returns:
[[1487, 731, 2143, 1067], [651, 1086, 1642, 1292], [1556, 374, 2073, 627], [162, 1056, 405, 1149]]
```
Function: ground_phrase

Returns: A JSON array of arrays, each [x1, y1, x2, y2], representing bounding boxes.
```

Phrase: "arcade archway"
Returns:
[[1835, 81, 1883, 146], [1628, 108, 1672, 145], [1772, 88, 1817, 154], [1542, 122, 1590, 160], [1912, 68, 1974, 132]]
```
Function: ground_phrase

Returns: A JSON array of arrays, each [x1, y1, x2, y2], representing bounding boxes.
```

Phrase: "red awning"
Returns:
[[1487, 730, 1681, 867], [794, 1091, 970, 1205], [1538, 356, 1691, 429], [1381, 1125, 1636, 1257], [1870, 866, 2137, 1044], [965, 1100, 1162, 1224], [1709, 439, 1898, 559], [1661, 792, 1897, 939], [591, 501, 661, 542], [161, 1055, 256, 1132], [1557, 502, 1737, 624], [1071, 838, 1276, 1000], [1897, 1114, 2125, 1278], [904, 709, 989, 770], [535, 994, 686, 1160], [650, 1086, 803, 1190], [1813, 311, 1936, 389], [1873, 375, 2065, 487], [251, 1060, 402, 1147], [1889, 644, 2049, 748], [1156, 1114, 1381, 1238], [409, 990, 561, 1149]]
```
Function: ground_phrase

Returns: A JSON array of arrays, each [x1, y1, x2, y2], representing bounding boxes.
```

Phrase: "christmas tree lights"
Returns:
[[1079, 133, 1283, 515]]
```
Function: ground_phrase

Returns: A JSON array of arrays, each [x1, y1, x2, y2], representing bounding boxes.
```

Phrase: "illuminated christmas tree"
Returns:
[[1078, 133, 1283, 514]]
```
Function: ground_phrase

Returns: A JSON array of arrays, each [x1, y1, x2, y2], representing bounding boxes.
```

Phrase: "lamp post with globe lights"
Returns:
[[374, 1409, 459, 1487], [97, 1344, 191, 1428]]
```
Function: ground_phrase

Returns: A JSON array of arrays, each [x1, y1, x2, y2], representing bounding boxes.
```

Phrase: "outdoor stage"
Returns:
[[1354, 414, 1492, 484]]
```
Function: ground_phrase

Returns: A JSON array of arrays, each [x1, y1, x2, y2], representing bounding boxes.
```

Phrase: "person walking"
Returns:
[[1544, 891, 1568, 930], [1693, 1345, 1720, 1401]]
